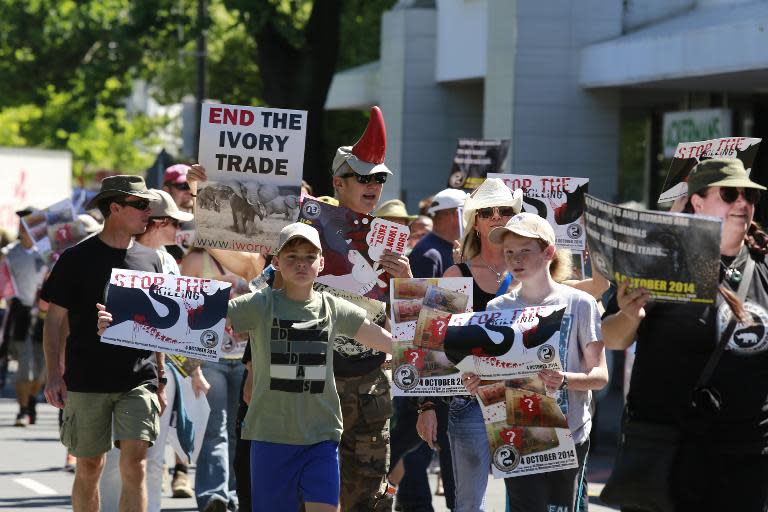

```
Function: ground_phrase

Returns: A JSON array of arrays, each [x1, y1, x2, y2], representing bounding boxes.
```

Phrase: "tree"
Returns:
[[222, 0, 395, 195]]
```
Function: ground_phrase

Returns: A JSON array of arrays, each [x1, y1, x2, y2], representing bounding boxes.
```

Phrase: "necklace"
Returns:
[[721, 246, 748, 289], [478, 256, 504, 284]]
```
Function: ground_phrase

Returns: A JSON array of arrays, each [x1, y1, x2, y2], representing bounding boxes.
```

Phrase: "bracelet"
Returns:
[[417, 402, 435, 414], [558, 375, 568, 391], [190, 193, 197, 197], [158, 376, 168, 386]]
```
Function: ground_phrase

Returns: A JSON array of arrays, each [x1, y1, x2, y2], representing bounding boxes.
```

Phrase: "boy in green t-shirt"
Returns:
[[99, 222, 393, 512]]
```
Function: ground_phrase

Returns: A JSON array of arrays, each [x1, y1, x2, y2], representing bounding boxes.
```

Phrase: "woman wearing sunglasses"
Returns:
[[414, 178, 522, 511], [415, 178, 610, 511], [603, 158, 768, 511]]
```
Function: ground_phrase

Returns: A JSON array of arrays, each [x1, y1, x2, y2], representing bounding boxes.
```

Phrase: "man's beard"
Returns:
[[180, 200, 194, 212]]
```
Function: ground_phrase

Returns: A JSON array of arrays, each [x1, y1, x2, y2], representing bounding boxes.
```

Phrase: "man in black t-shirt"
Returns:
[[42, 175, 164, 512]]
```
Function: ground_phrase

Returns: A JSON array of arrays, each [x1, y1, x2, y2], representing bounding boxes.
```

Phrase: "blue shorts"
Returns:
[[250, 439, 340, 511]]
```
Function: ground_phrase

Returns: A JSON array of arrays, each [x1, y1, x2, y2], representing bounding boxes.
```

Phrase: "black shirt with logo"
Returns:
[[612, 247, 768, 454], [41, 235, 163, 393]]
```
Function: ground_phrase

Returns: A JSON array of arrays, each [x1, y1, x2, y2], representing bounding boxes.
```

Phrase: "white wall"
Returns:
[[435, 0, 488, 82]]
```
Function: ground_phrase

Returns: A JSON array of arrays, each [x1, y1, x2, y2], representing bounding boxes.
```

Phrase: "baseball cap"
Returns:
[[427, 189, 468, 215], [276, 223, 323, 254], [85, 175, 158, 210], [489, 212, 556, 246], [687, 158, 766, 196], [163, 164, 190, 185], [148, 189, 194, 222]]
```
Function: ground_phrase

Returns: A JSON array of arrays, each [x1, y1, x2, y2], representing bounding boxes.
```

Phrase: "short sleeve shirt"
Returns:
[[487, 283, 603, 444], [40, 235, 163, 393], [230, 288, 366, 445]]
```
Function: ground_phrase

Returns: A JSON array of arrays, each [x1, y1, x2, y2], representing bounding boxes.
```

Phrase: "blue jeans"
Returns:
[[448, 397, 489, 512], [195, 358, 245, 510]]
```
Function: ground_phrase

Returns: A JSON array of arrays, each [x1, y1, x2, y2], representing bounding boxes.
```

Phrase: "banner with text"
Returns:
[[419, 305, 567, 380], [584, 194, 721, 303], [448, 139, 510, 191], [390, 278, 473, 396], [101, 269, 231, 361], [298, 197, 409, 303], [22, 199, 89, 265], [490, 173, 589, 251], [478, 380, 578, 478], [195, 104, 307, 254], [658, 136, 761, 204]]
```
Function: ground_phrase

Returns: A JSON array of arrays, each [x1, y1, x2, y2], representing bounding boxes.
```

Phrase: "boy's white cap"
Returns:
[[149, 189, 194, 222], [276, 222, 323, 253], [489, 212, 555, 246], [427, 188, 468, 215]]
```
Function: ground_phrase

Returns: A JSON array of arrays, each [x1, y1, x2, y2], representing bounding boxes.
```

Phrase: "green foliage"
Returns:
[[0, 0, 396, 184]]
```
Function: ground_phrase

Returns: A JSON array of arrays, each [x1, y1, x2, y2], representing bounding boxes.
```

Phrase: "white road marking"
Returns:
[[13, 478, 57, 495]]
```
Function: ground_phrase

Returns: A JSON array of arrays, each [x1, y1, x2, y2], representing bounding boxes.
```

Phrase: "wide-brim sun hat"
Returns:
[[462, 178, 523, 228], [687, 157, 766, 196], [374, 199, 416, 221], [85, 175, 158, 210]]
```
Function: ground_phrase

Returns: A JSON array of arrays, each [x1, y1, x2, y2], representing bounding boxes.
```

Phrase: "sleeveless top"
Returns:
[[458, 262, 497, 311]]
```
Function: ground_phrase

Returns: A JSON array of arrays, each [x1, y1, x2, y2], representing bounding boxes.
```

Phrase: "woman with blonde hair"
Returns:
[[417, 179, 608, 511]]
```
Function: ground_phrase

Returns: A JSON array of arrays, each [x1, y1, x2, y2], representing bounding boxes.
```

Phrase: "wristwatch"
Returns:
[[558, 375, 568, 391], [158, 376, 168, 386]]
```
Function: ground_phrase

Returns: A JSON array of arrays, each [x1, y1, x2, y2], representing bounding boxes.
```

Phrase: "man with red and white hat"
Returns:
[[331, 107, 412, 511]]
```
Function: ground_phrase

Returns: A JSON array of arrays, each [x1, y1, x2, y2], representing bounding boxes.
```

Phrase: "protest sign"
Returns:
[[477, 380, 578, 478], [194, 104, 307, 254], [658, 137, 761, 204], [298, 197, 409, 302], [584, 194, 721, 303], [168, 374, 210, 465], [390, 277, 472, 396], [490, 173, 589, 251], [448, 139, 510, 190], [21, 199, 88, 265], [440, 305, 567, 379], [101, 269, 231, 361]]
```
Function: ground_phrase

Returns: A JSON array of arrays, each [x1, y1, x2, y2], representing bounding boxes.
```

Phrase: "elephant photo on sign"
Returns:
[[194, 178, 302, 252]]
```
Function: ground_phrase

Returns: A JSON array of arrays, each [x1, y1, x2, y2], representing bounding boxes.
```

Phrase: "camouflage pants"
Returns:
[[337, 367, 394, 512]]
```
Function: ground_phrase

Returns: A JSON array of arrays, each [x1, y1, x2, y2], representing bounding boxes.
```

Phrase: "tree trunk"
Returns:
[[254, 0, 342, 196]]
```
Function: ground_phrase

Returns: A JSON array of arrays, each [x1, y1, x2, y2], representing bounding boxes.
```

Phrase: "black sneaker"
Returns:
[[27, 397, 37, 425]]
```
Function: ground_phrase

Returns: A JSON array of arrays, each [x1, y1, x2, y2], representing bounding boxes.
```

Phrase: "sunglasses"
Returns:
[[476, 206, 517, 219], [709, 187, 761, 205], [116, 198, 151, 210], [169, 182, 191, 191], [340, 172, 388, 185]]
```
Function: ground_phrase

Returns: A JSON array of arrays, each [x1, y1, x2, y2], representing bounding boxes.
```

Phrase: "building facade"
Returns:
[[326, 0, 768, 223]]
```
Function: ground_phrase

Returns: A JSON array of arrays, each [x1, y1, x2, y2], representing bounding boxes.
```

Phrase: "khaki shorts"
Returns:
[[60, 384, 160, 458]]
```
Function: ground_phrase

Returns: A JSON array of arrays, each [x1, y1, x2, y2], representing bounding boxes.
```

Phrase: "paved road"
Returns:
[[1, 349, 623, 512], [0, 397, 619, 511]]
